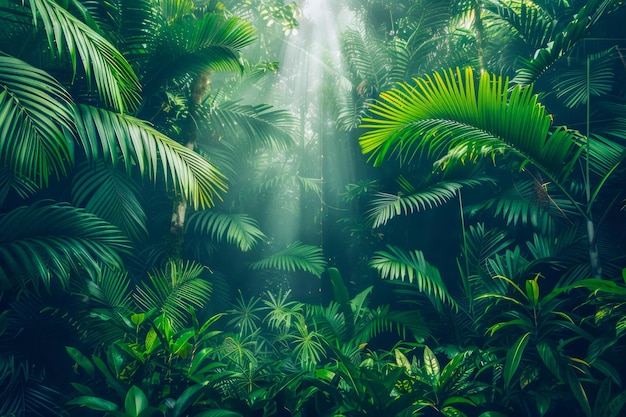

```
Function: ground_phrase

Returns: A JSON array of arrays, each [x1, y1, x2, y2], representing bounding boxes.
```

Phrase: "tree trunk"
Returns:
[[167, 72, 211, 259]]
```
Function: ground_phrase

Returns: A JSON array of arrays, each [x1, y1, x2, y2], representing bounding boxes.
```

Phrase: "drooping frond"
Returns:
[[209, 101, 297, 151], [143, 13, 257, 92], [71, 162, 147, 241], [0, 169, 38, 207], [249, 242, 327, 278], [186, 210, 266, 252], [27, 0, 141, 112], [490, 1, 559, 50], [370, 245, 457, 310], [367, 178, 487, 228], [0, 201, 131, 289], [73, 103, 227, 209], [513, 0, 615, 85], [473, 178, 579, 232], [359, 67, 583, 182], [0, 56, 74, 187], [134, 260, 212, 330]]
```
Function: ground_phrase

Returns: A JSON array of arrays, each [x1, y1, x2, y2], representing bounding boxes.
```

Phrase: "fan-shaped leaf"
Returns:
[[360, 67, 583, 182], [134, 261, 212, 330]]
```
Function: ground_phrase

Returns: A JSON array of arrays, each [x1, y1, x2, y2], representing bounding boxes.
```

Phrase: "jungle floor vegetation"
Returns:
[[1, 0, 626, 416]]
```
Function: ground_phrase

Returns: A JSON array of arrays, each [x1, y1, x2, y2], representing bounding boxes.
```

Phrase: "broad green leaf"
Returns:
[[423, 345, 440, 386], [124, 386, 148, 417], [66, 396, 118, 411], [66, 346, 94, 377], [504, 332, 531, 389]]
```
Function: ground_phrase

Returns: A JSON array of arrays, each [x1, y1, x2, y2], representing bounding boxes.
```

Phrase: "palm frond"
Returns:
[[490, 1, 558, 50], [553, 48, 617, 108], [486, 246, 531, 283], [513, 0, 614, 85], [473, 178, 578, 232], [341, 26, 393, 91], [27, 0, 141, 112], [209, 101, 297, 151], [462, 223, 514, 275], [187, 210, 266, 252], [0, 201, 131, 289], [249, 242, 327, 278], [370, 245, 457, 310], [143, 14, 256, 92], [368, 178, 487, 228], [0, 169, 38, 207], [134, 260, 213, 330], [73, 103, 227, 209], [75, 267, 135, 346], [72, 162, 147, 241], [0, 55, 74, 187], [359, 67, 583, 182], [0, 357, 63, 417]]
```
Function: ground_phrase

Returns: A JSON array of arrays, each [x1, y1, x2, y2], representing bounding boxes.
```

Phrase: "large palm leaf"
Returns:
[[141, 12, 257, 94], [513, 0, 618, 85], [359, 67, 583, 183], [248, 242, 328, 278], [208, 101, 297, 151], [73, 103, 227, 209], [186, 210, 266, 252], [0, 201, 131, 289], [25, 0, 141, 112], [369, 245, 457, 310], [71, 162, 147, 241], [367, 177, 488, 228], [0, 56, 74, 187]]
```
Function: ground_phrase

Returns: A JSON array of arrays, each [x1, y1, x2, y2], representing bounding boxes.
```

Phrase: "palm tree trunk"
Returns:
[[168, 72, 211, 259]]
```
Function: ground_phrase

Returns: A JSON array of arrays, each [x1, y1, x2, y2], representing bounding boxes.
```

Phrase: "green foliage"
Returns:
[[0, 201, 130, 289], [187, 211, 266, 252], [360, 67, 583, 182], [249, 241, 328, 278], [0, 55, 74, 187], [370, 245, 457, 310], [134, 261, 213, 331]]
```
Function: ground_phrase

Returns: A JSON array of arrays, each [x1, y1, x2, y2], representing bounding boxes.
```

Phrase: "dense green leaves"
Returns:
[[249, 241, 327, 278], [360, 67, 583, 181], [74, 104, 227, 209], [0, 201, 130, 289], [0, 56, 74, 187], [187, 210, 266, 252]]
